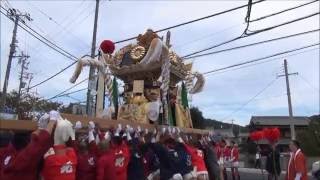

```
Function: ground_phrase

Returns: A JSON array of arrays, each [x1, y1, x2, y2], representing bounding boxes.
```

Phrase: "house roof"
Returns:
[[214, 129, 235, 138], [250, 116, 310, 126]]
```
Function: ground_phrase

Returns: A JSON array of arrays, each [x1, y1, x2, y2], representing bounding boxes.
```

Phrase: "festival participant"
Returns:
[[217, 139, 229, 180], [127, 126, 146, 180], [141, 129, 160, 180], [266, 143, 281, 180], [73, 121, 98, 180], [179, 132, 209, 180], [230, 141, 240, 180], [97, 125, 131, 180], [150, 127, 195, 180], [286, 140, 308, 180], [201, 138, 220, 180], [41, 112, 77, 180], [255, 147, 262, 169], [0, 112, 56, 180]]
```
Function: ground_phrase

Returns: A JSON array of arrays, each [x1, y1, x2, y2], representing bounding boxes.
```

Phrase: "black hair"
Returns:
[[221, 139, 226, 144], [12, 132, 31, 150], [291, 140, 301, 148], [231, 140, 235, 145]]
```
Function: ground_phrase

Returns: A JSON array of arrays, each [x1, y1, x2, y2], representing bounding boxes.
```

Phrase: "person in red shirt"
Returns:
[[41, 112, 77, 180], [0, 112, 56, 180], [178, 133, 208, 180], [218, 139, 230, 180], [286, 140, 308, 180], [230, 141, 240, 180], [96, 125, 131, 180], [73, 121, 99, 180]]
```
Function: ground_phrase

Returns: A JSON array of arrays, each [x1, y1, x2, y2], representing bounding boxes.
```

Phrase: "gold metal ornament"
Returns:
[[130, 45, 146, 62]]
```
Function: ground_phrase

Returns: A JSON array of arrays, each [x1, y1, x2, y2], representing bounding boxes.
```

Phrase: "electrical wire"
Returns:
[[20, 0, 266, 89], [113, 0, 266, 44], [25, 0, 91, 48], [28, 61, 77, 89], [182, 12, 320, 58], [204, 47, 319, 77], [55, 88, 87, 98], [46, 78, 88, 100], [202, 43, 320, 75], [184, 28, 319, 59], [250, 0, 319, 22], [1, 7, 78, 61], [220, 78, 278, 121]]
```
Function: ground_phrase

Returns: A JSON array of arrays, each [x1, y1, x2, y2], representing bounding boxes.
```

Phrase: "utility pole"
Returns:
[[17, 52, 30, 101], [1, 8, 31, 109], [278, 59, 298, 140], [26, 73, 34, 93], [86, 0, 100, 116]]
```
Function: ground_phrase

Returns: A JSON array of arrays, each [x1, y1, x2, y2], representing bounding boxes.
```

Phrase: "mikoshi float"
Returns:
[[0, 29, 207, 134]]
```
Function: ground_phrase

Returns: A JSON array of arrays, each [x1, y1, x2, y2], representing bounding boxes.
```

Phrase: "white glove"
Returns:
[[168, 126, 172, 135], [75, 121, 82, 130], [178, 137, 184, 143], [153, 128, 157, 135], [104, 131, 111, 141], [134, 131, 139, 138], [172, 127, 176, 134], [137, 126, 142, 133], [49, 110, 61, 121], [38, 113, 49, 129], [126, 131, 132, 141], [88, 121, 95, 131], [151, 137, 156, 143], [88, 129, 95, 143], [145, 128, 149, 135], [176, 128, 181, 134], [114, 124, 121, 137], [294, 173, 302, 180], [162, 127, 166, 134]]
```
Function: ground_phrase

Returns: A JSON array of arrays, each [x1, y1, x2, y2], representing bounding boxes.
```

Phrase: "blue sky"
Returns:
[[1, 0, 319, 126]]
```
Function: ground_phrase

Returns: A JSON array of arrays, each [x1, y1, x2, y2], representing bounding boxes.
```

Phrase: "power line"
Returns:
[[220, 78, 278, 121], [24, 0, 266, 89], [28, 61, 77, 89], [204, 47, 319, 77], [184, 29, 319, 59], [202, 43, 320, 75], [46, 78, 88, 101], [173, 23, 244, 50], [1, 7, 78, 61], [25, 0, 91, 48], [182, 12, 320, 58], [55, 88, 87, 98], [250, 0, 319, 22], [298, 75, 319, 91], [113, 0, 266, 44]]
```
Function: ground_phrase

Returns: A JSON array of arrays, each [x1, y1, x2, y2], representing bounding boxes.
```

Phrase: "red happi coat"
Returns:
[[0, 130, 52, 180], [286, 149, 308, 180]]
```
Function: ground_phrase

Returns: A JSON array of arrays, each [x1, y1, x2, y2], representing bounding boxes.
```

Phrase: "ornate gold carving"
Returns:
[[130, 45, 146, 62]]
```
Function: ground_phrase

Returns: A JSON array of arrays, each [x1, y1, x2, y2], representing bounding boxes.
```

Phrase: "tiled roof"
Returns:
[[250, 116, 310, 126]]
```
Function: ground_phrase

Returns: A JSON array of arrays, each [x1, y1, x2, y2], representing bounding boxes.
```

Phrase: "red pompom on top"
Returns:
[[250, 130, 264, 141], [100, 40, 115, 54], [263, 127, 280, 143]]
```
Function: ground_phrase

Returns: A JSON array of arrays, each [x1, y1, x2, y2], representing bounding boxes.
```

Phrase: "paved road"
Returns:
[[225, 168, 317, 180]]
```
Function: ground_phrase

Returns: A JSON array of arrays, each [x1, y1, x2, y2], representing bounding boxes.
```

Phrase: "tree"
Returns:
[[3, 91, 62, 119], [297, 115, 320, 156], [190, 107, 205, 129]]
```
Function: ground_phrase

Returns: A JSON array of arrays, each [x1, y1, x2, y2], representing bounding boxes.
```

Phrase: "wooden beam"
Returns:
[[0, 113, 211, 134]]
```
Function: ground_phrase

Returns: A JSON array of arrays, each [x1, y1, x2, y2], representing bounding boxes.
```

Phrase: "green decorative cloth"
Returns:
[[112, 77, 118, 107], [181, 82, 189, 109]]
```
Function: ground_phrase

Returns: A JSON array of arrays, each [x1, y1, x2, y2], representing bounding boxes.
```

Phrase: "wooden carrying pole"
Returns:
[[0, 114, 210, 134]]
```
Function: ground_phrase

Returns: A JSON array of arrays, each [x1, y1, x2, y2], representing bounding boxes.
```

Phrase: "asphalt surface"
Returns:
[[225, 168, 317, 180]]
